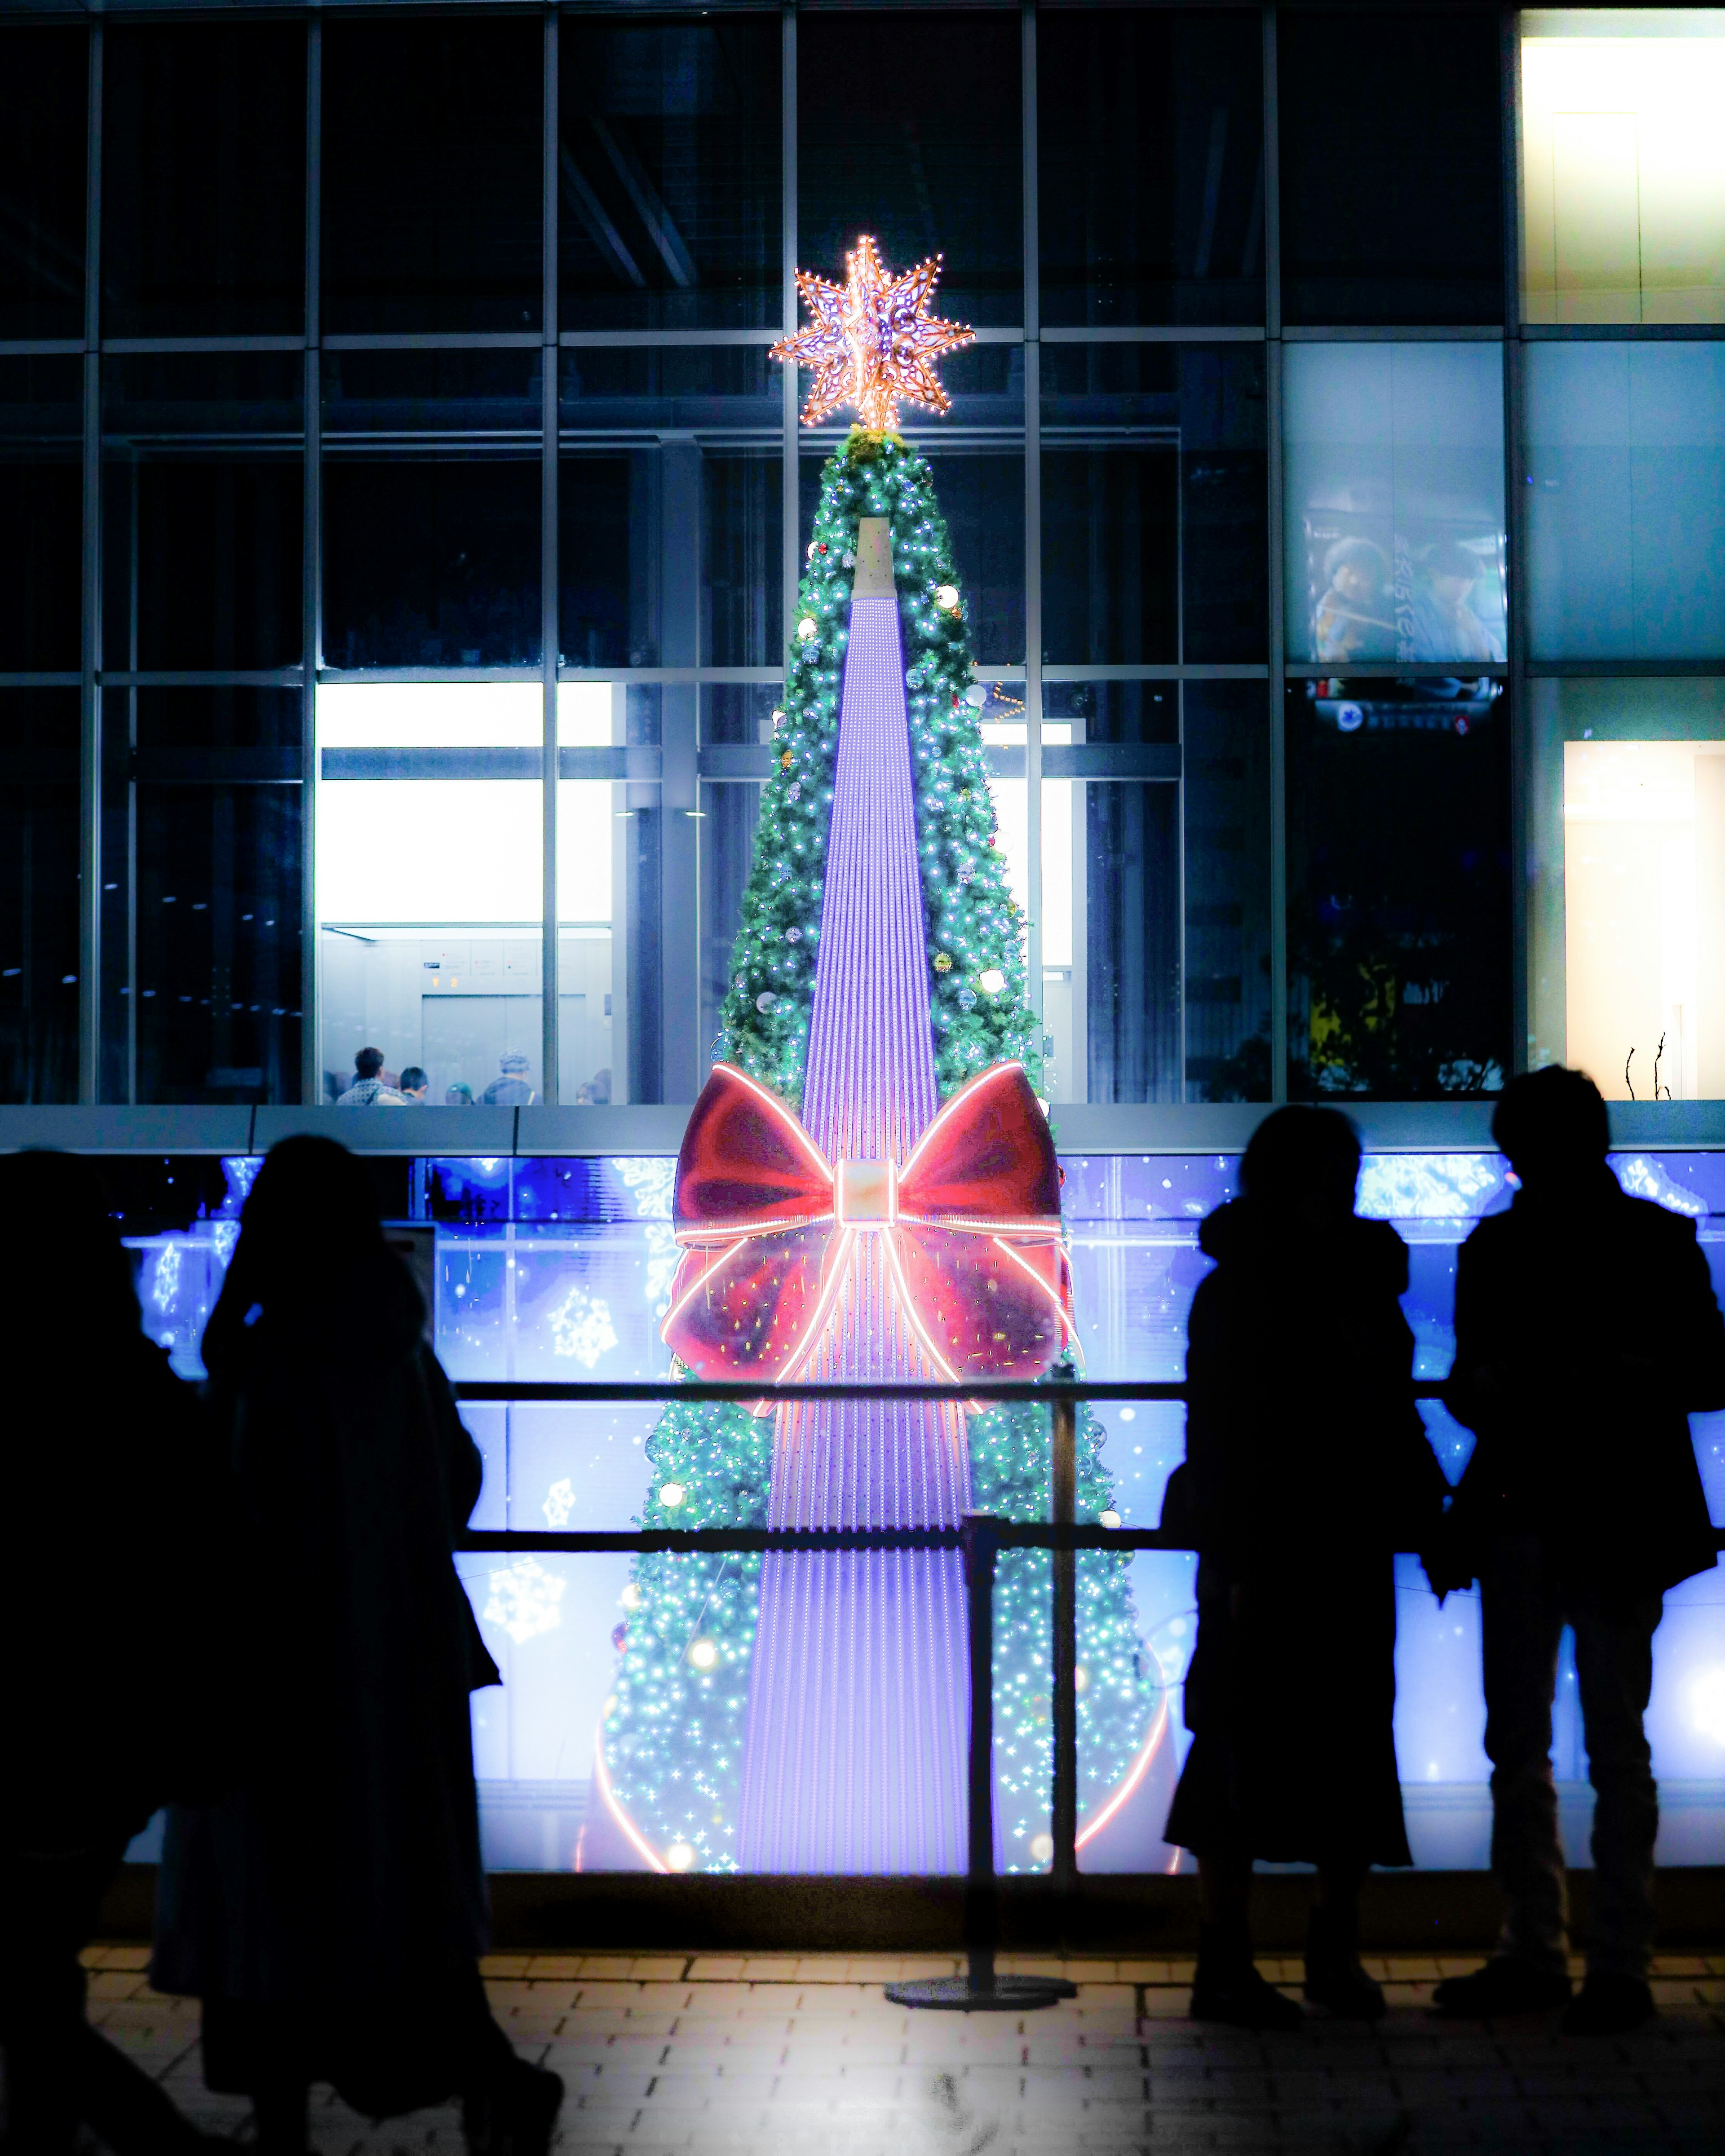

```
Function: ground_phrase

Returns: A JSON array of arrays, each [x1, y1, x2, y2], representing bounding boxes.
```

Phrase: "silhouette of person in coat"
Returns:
[[151, 1137, 562, 2153], [1162, 1107, 1448, 2027], [0, 1151, 222, 2152], [1432, 1066, 1725, 2034]]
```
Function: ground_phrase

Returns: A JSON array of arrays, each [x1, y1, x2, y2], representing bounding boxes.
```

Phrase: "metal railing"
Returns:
[[451, 1377, 1721, 2010]]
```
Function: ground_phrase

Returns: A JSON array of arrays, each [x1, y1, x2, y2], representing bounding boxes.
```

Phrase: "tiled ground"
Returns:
[[78, 1946, 1724, 2155]]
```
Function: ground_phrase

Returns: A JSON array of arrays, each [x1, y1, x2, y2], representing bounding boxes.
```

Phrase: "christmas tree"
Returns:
[[598, 243, 1159, 1875]]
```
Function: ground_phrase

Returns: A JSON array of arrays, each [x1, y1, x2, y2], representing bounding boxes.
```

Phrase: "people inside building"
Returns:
[[151, 1137, 563, 2152], [335, 1047, 407, 1107], [445, 1081, 476, 1107], [0, 1153, 225, 2154], [481, 1051, 535, 1108], [397, 1066, 429, 1103], [1431, 1066, 1725, 2035], [1161, 1106, 1448, 2028]]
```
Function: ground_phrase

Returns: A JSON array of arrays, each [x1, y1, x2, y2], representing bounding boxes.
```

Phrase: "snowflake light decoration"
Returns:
[[771, 234, 974, 432]]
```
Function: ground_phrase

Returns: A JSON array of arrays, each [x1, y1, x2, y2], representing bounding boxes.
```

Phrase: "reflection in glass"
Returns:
[[322, 15, 542, 335], [1526, 343, 1725, 663], [1521, 12, 1725, 325], [129, 786, 301, 1106], [699, 778, 760, 1086], [559, 348, 781, 670], [1287, 678, 1510, 1100], [798, 10, 1022, 328], [132, 687, 301, 756], [1087, 784, 1181, 1104], [323, 351, 541, 670], [1184, 683, 1273, 1103], [102, 354, 303, 673], [1283, 344, 1506, 667], [1039, 8, 1264, 328], [0, 28, 86, 340], [799, 349, 1026, 667], [1279, 10, 1503, 327], [559, 14, 780, 331], [0, 693, 78, 1104], [1041, 343, 1267, 664], [102, 21, 305, 337], [0, 357, 81, 671]]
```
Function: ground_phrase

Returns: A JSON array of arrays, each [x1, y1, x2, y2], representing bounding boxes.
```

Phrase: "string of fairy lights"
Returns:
[[599, 243, 1158, 1874]]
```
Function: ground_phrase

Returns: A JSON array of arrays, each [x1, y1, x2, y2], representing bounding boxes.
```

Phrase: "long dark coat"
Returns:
[[152, 1244, 496, 2099], [1163, 1199, 1447, 1865], [1447, 1170, 1725, 1594]]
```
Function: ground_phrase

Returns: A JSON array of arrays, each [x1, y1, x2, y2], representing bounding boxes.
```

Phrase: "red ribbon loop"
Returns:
[[662, 1061, 1075, 1387]]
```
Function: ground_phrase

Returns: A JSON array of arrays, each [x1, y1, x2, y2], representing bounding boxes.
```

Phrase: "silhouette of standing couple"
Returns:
[[1161, 1069, 1725, 2035]]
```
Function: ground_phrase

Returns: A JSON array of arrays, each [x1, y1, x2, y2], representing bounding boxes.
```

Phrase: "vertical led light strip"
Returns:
[[736, 585, 971, 1875]]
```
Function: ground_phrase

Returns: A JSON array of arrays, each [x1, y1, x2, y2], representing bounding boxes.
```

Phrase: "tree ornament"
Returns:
[[771, 235, 974, 433], [933, 951, 953, 973], [797, 618, 818, 641], [756, 991, 777, 1012], [780, 748, 794, 769]]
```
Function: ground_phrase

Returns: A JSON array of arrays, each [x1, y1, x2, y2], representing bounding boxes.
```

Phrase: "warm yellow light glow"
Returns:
[[666, 1842, 696, 1872], [1563, 738, 1725, 1098], [1522, 14, 1725, 323], [771, 234, 974, 431]]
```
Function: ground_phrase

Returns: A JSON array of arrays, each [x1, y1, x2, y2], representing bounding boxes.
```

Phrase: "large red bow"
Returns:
[[662, 1060, 1075, 1389]]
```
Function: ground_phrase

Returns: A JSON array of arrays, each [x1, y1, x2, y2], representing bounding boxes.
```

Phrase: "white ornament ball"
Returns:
[[965, 683, 989, 707], [796, 617, 817, 641], [934, 585, 960, 612], [659, 1482, 686, 1509], [978, 968, 1007, 996], [756, 990, 777, 1012]]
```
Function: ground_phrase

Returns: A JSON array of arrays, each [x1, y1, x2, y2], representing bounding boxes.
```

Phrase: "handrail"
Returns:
[[451, 1376, 1724, 2010]]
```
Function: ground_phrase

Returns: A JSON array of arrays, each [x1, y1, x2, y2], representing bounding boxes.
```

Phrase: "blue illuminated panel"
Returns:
[[124, 1148, 1725, 1872]]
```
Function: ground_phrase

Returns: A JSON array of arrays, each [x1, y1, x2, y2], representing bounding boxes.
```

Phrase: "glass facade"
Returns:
[[0, 1, 1716, 1118]]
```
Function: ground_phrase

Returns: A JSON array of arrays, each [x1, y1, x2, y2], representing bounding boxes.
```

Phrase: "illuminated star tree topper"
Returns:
[[771, 234, 974, 433]]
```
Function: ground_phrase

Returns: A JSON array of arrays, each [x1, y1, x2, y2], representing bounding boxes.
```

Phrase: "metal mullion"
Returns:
[[781, 1, 799, 673], [562, 329, 783, 349], [1503, 4, 1529, 1076], [1263, 2, 1287, 1106], [301, 15, 321, 1106], [1022, 0, 1044, 1053], [542, 4, 560, 1107], [1039, 327, 1265, 345], [78, 24, 102, 1105], [321, 331, 542, 352]]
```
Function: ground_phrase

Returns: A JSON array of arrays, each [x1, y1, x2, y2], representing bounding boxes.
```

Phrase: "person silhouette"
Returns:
[[1432, 1066, 1725, 2034], [0, 1151, 221, 2152], [1162, 1106, 1448, 2028], [151, 1137, 562, 2152]]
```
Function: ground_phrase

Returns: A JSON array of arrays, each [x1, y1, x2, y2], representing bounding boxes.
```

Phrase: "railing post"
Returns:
[[887, 1513, 1075, 2012], [1050, 1395, 1079, 1906], [964, 1509, 1000, 1991]]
